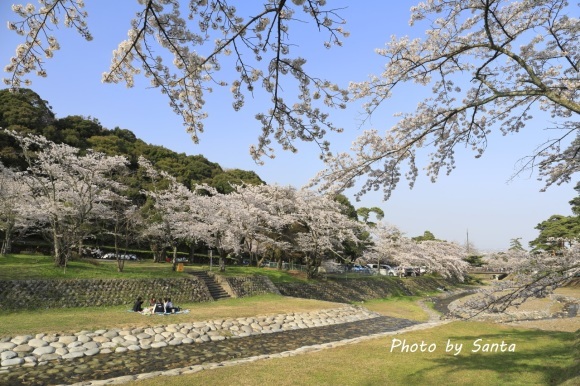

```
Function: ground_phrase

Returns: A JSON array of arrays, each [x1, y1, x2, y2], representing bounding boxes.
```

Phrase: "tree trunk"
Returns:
[[1, 236, 11, 256], [219, 251, 226, 272], [306, 254, 321, 279], [172, 245, 177, 271], [115, 233, 124, 272], [151, 243, 163, 263], [77, 239, 84, 259], [189, 244, 195, 263], [52, 227, 66, 267], [1, 225, 13, 256]]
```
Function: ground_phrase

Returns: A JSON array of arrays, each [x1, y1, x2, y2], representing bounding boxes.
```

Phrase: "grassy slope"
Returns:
[[0, 294, 344, 337], [0, 254, 306, 282], [359, 296, 432, 322]]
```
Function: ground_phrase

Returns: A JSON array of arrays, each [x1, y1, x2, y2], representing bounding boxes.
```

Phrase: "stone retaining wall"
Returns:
[[218, 275, 282, 298], [277, 276, 454, 303], [0, 278, 212, 310], [0, 274, 453, 311]]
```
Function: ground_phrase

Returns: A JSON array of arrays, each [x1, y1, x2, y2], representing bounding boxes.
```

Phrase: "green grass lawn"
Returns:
[[214, 265, 308, 283], [0, 294, 344, 337], [0, 254, 306, 282], [0, 293, 435, 338], [0, 254, 193, 280]]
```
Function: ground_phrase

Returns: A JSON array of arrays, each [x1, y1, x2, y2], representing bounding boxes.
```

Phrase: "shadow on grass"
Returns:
[[419, 327, 579, 385]]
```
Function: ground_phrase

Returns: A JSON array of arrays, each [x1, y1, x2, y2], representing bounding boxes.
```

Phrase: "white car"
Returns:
[[366, 264, 396, 276]]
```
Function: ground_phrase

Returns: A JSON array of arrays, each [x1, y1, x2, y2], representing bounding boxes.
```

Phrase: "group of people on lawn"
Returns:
[[132, 296, 179, 314]]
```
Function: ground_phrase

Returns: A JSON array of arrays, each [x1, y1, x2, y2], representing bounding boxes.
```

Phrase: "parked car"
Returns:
[[404, 267, 419, 276], [352, 264, 370, 273], [82, 248, 103, 258], [403, 266, 427, 276], [102, 253, 137, 260], [381, 265, 397, 276], [366, 264, 396, 276], [392, 266, 403, 276]]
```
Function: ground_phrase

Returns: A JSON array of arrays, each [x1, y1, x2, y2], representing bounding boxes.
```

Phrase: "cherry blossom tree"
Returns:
[[245, 184, 298, 267], [313, 0, 579, 199], [139, 161, 361, 275], [309, 0, 579, 309], [139, 157, 212, 266], [224, 184, 299, 268], [200, 184, 297, 271], [197, 184, 363, 275], [226, 184, 304, 266], [140, 157, 246, 270], [466, 246, 579, 315], [482, 249, 528, 272], [0, 163, 39, 255], [101, 194, 141, 272], [366, 222, 469, 280], [141, 167, 289, 271], [5, 0, 349, 161], [291, 188, 363, 278], [4, 130, 129, 267]]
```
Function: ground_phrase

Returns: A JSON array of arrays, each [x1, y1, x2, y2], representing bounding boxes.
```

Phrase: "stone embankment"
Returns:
[[0, 305, 379, 369], [0, 278, 212, 310], [0, 274, 458, 311], [447, 292, 580, 322], [277, 276, 455, 303]]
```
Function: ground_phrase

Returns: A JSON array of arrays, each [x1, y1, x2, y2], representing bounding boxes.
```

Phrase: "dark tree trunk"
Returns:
[[219, 251, 226, 272], [172, 245, 177, 271]]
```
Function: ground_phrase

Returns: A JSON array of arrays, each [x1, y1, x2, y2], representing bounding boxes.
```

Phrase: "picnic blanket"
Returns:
[[127, 309, 190, 316]]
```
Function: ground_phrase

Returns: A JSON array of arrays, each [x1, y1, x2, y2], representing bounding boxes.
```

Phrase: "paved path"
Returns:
[[0, 315, 431, 386]]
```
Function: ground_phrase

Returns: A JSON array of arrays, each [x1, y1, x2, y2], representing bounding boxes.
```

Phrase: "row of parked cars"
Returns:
[[351, 264, 427, 277], [81, 248, 139, 260], [99, 252, 138, 261]]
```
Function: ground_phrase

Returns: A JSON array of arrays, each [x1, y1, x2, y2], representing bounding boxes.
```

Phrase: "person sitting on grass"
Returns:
[[154, 297, 165, 313], [132, 296, 144, 312], [164, 297, 178, 313], [139, 298, 156, 315]]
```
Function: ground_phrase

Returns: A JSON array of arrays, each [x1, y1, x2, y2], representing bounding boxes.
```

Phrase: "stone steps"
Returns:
[[189, 271, 231, 301]]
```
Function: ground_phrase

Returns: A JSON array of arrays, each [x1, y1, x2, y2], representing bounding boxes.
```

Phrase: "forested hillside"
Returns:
[[0, 88, 367, 273], [0, 88, 264, 193]]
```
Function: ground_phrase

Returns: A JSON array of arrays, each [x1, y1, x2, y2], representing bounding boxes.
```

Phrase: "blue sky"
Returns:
[[1, 1, 576, 251]]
